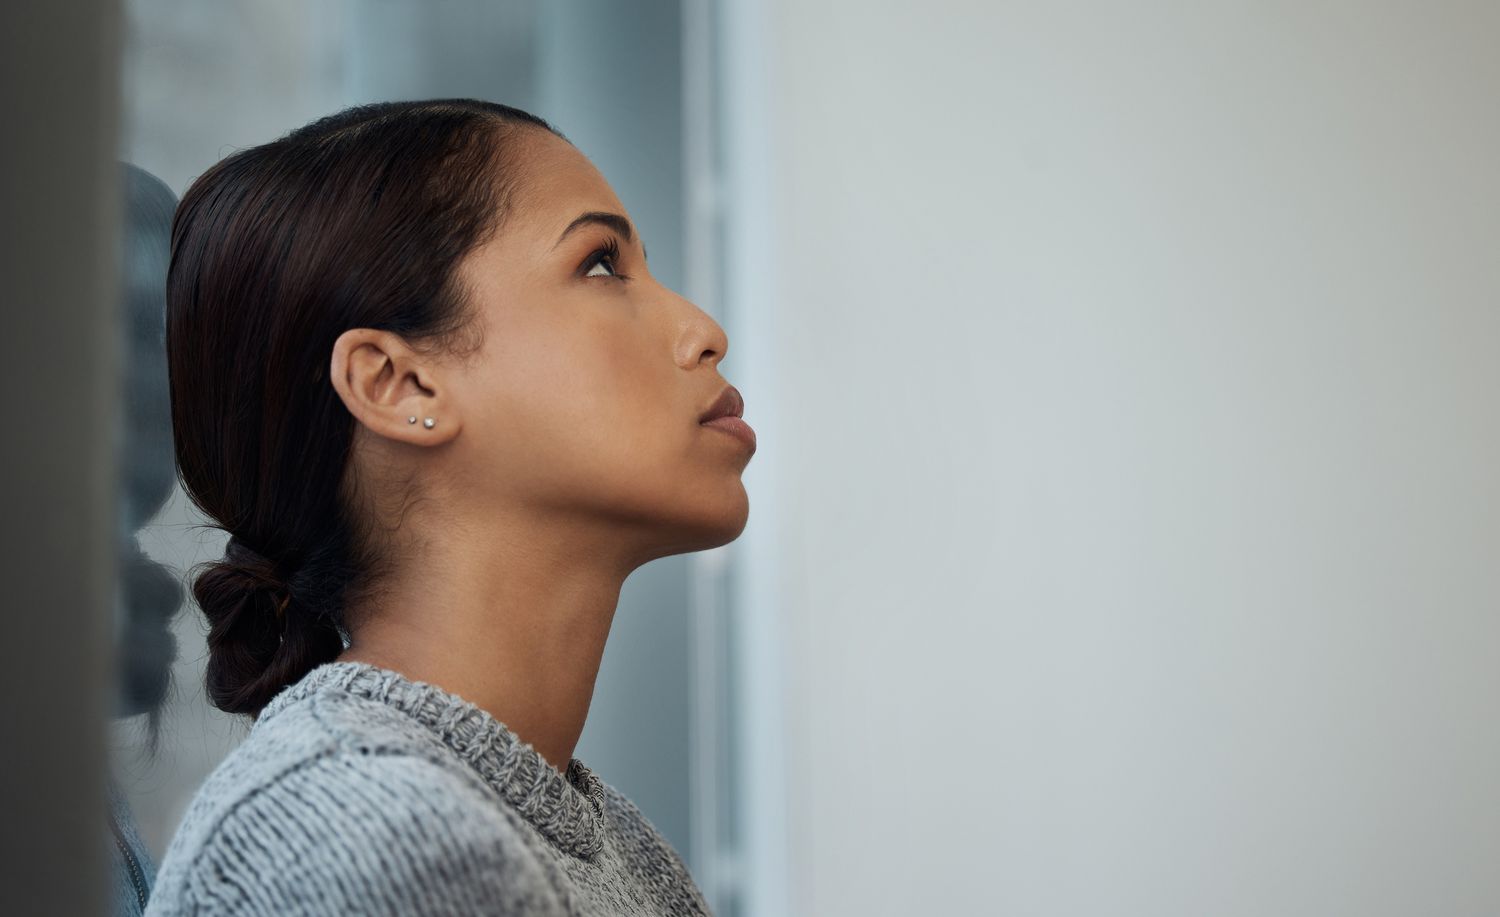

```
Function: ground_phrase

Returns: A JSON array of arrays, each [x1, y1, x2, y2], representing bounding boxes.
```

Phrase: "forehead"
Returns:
[[499, 129, 626, 242]]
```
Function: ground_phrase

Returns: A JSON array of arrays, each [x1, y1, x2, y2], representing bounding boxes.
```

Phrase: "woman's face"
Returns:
[[444, 127, 752, 564]]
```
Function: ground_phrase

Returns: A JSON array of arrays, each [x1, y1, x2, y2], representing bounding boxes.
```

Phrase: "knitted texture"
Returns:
[[143, 661, 713, 916]]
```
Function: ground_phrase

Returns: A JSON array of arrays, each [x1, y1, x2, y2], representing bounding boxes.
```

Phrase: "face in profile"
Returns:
[[416, 128, 753, 567]]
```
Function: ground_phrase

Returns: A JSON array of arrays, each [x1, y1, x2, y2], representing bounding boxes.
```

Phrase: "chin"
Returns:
[[706, 505, 750, 548], [707, 480, 751, 540], [648, 485, 750, 559]]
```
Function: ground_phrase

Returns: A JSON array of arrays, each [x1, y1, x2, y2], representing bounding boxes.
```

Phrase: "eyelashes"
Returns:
[[581, 236, 630, 281]]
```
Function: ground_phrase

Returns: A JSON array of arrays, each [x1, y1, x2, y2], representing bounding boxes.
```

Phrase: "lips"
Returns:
[[698, 385, 744, 424], [699, 385, 755, 452]]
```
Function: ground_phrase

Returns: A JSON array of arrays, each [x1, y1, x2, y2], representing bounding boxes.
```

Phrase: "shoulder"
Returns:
[[145, 692, 566, 916], [597, 780, 705, 902], [148, 688, 444, 867]]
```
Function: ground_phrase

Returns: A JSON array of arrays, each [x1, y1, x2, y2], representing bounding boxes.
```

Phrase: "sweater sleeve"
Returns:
[[157, 750, 569, 917]]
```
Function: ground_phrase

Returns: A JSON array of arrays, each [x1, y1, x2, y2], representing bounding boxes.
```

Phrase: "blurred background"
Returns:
[[4, 1, 1500, 915]]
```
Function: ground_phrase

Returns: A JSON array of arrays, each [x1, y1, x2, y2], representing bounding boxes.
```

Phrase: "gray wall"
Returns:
[[734, 2, 1500, 915]]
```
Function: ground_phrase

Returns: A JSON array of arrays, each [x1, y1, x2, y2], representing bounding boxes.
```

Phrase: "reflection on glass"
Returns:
[[108, 162, 182, 917]]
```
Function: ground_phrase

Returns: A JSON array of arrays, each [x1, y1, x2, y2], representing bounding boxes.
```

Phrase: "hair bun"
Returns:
[[223, 535, 291, 616], [194, 533, 320, 715]]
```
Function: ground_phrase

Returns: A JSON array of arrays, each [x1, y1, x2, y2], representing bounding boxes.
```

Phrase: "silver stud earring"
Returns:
[[423, 417, 436, 429], [407, 416, 418, 424]]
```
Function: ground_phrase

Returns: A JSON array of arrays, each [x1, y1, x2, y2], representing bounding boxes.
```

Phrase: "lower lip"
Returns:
[[701, 416, 757, 451]]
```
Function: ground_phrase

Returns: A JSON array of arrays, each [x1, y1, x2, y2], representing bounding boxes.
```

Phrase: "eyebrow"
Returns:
[[553, 211, 648, 262]]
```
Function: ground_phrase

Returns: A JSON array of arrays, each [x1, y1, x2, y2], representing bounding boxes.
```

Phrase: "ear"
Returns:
[[329, 328, 461, 446]]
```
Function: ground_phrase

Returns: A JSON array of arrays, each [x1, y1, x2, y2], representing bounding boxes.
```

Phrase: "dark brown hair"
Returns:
[[169, 100, 561, 718]]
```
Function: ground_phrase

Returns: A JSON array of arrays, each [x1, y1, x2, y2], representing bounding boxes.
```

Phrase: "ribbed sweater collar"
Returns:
[[258, 660, 607, 860]]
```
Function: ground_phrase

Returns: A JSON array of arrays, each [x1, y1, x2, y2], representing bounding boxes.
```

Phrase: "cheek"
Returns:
[[482, 316, 684, 482], [585, 327, 691, 464]]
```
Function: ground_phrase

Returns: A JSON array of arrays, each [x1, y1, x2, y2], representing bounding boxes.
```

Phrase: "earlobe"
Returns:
[[330, 328, 458, 445]]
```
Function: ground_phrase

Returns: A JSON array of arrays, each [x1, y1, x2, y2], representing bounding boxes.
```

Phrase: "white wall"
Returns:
[[729, 3, 1500, 915]]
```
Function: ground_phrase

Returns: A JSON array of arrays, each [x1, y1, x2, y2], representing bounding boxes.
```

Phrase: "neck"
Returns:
[[334, 509, 640, 773]]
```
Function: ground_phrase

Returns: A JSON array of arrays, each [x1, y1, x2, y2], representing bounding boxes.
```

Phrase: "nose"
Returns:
[[671, 288, 729, 369]]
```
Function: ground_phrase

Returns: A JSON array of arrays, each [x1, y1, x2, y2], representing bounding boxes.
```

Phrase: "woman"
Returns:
[[144, 99, 752, 916]]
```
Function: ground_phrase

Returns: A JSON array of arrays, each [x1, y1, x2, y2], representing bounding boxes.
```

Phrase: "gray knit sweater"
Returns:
[[143, 661, 712, 915]]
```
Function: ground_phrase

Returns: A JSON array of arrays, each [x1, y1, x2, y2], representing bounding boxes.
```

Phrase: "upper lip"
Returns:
[[698, 385, 744, 423]]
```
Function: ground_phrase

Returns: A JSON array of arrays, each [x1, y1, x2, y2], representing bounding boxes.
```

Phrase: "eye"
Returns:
[[581, 237, 628, 281]]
